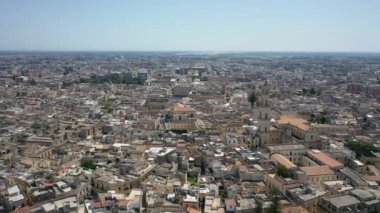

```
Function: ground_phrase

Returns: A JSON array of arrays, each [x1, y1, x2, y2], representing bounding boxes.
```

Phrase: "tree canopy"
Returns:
[[276, 164, 289, 178], [309, 113, 328, 124], [248, 92, 257, 107], [300, 87, 320, 96], [80, 157, 96, 170], [346, 140, 376, 158]]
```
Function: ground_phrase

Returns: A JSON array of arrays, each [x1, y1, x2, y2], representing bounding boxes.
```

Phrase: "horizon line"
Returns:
[[1, 50, 380, 54]]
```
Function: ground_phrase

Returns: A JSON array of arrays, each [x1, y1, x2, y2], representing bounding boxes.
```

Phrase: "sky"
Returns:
[[0, 0, 379, 52]]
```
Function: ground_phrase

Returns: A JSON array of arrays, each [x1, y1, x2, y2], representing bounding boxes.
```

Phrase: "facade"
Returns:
[[173, 84, 191, 97], [319, 195, 361, 213], [275, 115, 320, 148], [163, 103, 201, 131], [251, 81, 282, 148], [267, 144, 306, 165], [138, 70, 149, 82], [298, 166, 336, 185], [265, 174, 301, 195]]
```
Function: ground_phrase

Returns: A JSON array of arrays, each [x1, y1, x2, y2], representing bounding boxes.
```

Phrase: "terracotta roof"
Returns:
[[225, 198, 236, 206], [300, 166, 335, 176], [172, 103, 196, 112], [187, 207, 200, 213], [307, 149, 343, 169], [61, 159, 79, 170], [271, 153, 297, 169], [13, 207, 30, 213]]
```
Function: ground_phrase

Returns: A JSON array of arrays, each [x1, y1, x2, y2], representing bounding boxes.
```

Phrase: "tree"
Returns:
[[310, 87, 316, 95], [30, 78, 37, 85], [267, 188, 281, 213], [80, 157, 96, 170], [302, 88, 307, 95], [309, 113, 328, 124], [188, 175, 198, 186], [254, 200, 263, 213], [248, 92, 257, 107], [219, 188, 227, 204], [276, 164, 289, 178], [346, 140, 376, 158], [319, 116, 327, 124]]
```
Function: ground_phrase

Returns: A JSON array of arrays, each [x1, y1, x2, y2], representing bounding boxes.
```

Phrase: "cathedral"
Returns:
[[249, 81, 320, 150]]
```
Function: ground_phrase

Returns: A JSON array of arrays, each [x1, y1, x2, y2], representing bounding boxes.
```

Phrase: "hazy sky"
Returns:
[[1, 0, 379, 52]]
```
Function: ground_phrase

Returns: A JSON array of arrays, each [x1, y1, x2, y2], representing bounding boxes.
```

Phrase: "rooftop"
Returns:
[[307, 149, 343, 169], [327, 195, 361, 208], [271, 153, 297, 170], [300, 166, 335, 176], [277, 115, 310, 131], [350, 189, 376, 201], [171, 103, 196, 112], [267, 144, 305, 152]]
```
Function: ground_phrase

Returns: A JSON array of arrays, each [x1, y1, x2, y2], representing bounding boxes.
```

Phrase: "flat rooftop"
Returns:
[[267, 144, 305, 152], [327, 195, 360, 208], [277, 115, 310, 131]]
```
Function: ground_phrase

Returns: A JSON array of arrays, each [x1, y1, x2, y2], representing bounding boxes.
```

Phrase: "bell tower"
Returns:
[[257, 80, 272, 146]]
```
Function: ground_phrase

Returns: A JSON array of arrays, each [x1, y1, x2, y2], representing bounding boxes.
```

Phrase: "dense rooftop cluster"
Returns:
[[0, 52, 379, 213]]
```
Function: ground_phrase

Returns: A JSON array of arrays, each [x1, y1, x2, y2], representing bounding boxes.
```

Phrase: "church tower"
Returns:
[[248, 80, 281, 149], [256, 80, 272, 147]]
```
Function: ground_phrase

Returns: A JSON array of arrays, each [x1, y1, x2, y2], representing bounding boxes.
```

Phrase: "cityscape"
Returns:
[[1, 1, 380, 213]]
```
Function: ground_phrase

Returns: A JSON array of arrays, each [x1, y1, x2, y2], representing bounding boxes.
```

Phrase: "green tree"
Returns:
[[220, 188, 227, 204], [248, 92, 257, 107], [276, 164, 289, 178], [188, 176, 198, 186], [80, 157, 96, 170], [320, 116, 327, 124], [254, 200, 263, 213], [346, 140, 376, 158], [309, 113, 328, 124]]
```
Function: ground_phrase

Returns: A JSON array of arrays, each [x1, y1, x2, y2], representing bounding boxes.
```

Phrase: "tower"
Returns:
[[256, 80, 272, 146]]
